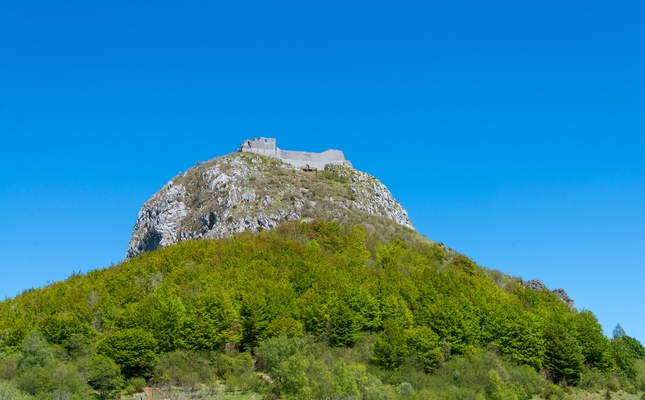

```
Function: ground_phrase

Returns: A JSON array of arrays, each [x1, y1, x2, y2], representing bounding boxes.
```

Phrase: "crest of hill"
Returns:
[[126, 150, 415, 260], [124, 141, 576, 309]]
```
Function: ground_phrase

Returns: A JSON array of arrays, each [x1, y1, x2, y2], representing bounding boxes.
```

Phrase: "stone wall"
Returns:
[[239, 137, 351, 170], [239, 138, 277, 156]]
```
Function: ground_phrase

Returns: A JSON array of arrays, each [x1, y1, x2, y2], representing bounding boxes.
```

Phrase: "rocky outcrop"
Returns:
[[126, 152, 414, 259], [552, 288, 576, 311], [525, 279, 546, 291], [525, 279, 576, 311]]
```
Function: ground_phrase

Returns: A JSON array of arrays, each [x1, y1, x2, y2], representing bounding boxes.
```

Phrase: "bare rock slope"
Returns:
[[126, 152, 415, 259]]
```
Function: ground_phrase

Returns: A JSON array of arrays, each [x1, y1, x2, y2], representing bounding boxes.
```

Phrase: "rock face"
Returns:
[[525, 279, 576, 311], [126, 152, 414, 259], [552, 288, 576, 311]]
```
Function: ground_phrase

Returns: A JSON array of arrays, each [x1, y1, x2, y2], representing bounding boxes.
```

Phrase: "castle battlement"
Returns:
[[239, 137, 352, 170]]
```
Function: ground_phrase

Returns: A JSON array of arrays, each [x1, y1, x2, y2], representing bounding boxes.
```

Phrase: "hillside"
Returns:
[[1, 220, 645, 399], [1, 143, 644, 400], [127, 151, 414, 259]]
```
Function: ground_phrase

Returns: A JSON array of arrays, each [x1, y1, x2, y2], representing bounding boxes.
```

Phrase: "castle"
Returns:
[[239, 137, 352, 170]]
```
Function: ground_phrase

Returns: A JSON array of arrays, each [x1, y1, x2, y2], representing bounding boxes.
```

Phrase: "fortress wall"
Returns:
[[239, 138, 277, 156], [239, 138, 350, 170], [277, 149, 347, 170]]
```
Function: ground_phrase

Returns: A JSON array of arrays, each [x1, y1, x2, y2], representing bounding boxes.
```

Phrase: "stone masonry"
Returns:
[[239, 137, 352, 170]]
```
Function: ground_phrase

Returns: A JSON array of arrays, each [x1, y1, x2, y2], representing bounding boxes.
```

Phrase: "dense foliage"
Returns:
[[0, 220, 643, 399]]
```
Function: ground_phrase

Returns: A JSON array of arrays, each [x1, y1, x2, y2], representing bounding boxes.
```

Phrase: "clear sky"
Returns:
[[1, 1, 644, 341]]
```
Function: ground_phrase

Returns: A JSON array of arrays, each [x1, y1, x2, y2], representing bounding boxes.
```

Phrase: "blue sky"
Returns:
[[1, 1, 644, 340]]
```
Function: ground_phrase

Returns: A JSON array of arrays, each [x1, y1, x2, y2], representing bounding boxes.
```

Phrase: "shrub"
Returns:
[[371, 320, 409, 370], [486, 369, 519, 400], [18, 331, 52, 371], [153, 350, 214, 388], [255, 336, 308, 380], [0, 380, 33, 400], [332, 359, 361, 399], [87, 355, 125, 397], [0, 354, 18, 380], [124, 376, 146, 394]]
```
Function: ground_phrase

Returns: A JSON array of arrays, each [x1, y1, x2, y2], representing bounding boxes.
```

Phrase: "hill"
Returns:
[[1, 141, 644, 399], [127, 149, 414, 259], [1, 221, 645, 399]]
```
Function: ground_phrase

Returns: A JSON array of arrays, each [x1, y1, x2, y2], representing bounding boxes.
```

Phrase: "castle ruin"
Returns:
[[239, 137, 352, 170]]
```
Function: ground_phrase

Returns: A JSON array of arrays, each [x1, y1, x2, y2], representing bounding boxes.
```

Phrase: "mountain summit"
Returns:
[[126, 138, 414, 259]]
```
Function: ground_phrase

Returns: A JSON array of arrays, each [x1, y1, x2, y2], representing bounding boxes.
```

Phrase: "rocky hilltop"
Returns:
[[126, 149, 414, 259], [124, 140, 576, 312]]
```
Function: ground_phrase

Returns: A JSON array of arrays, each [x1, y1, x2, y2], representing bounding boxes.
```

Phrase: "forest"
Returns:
[[0, 220, 644, 399]]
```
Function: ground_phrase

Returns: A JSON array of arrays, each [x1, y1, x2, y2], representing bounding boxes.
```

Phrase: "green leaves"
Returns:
[[543, 322, 584, 384], [417, 294, 479, 355], [262, 317, 304, 340], [17, 331, 51, 372], [97, 328, 157, 379], [36, 313, 91, 345], [330, 302, 361, 347], [406, 327, 443, 373], [141, 294, 187, 353], [610, 334, 645, 377], [481, 303, 545, 371], [371, 324, 444, 372], [184, 288, 239, 351], [371, 320, 409, 370], [572, 310, 612, 370], [0, 219, 634, 393], [87, 355, 124, 397]]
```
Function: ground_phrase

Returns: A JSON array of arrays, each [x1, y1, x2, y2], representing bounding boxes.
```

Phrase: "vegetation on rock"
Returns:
[[0, 220, 644, 399]]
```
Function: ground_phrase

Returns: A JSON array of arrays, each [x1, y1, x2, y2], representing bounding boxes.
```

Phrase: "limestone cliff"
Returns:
[[126, 152, 415, 259], [525, 279, 576, 311]]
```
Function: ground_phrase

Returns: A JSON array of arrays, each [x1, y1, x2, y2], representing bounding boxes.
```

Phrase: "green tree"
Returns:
[[37, 313, 90, 345], [240, 287, 271, 349], [486, 370, 518, 400], [417, 294, 479, 354], [280, 353, 312, 399], [330, 302, 361, 347], [406, 326, 443, 372], [544, 323, 584, 384], [154, 350, 214, 387], [482, 304, 545, 371], [87, 355, 125, 398], [0, 380, 34, 400], [97, 328, 157, 378], [262, 317, 303, 340], [610, 335, 645, 377], [184, 288, 239, 351], [347, 288, 381, 331], [572, 310, 613, 370], [299, 288, 330, 337], [371, 320, 409, 370], [240, 278, 298, 349], [18, 331, 52, 371], [450, 254, 477, 275], [280, 353, 334, 400], [380, 295, 413, 329], [141, 294, 186, 353], [255, 336, 307, 380], [332, 359, 360, 399], [0, 329, 12, 359]]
